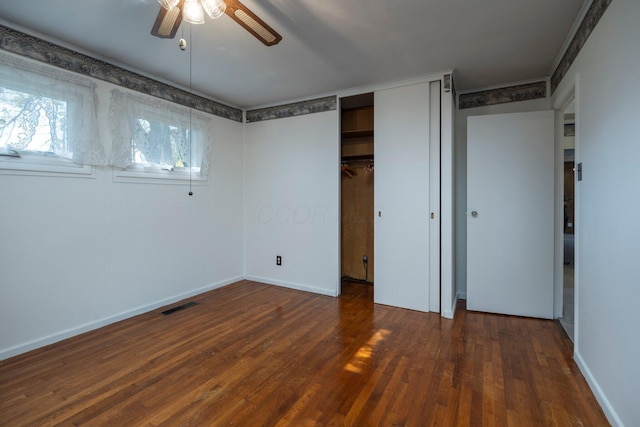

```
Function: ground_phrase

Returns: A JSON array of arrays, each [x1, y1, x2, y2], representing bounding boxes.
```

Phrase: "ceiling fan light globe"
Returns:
[[202, 0, 226, 19], [183, 0, 205, 24], [157, 0, 180, 11]]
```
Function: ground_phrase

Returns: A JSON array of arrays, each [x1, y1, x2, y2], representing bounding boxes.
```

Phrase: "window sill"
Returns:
[[0, 156, 94, 178], [113, 168, 208, 186]]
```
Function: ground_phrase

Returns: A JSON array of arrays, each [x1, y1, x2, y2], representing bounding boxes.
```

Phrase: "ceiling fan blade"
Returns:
[[223, 0, 282, 46], [151, 1, 183, 39]]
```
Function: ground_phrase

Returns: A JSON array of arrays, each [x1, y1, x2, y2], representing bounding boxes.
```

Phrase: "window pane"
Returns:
[[132, 117, 199, 173], [0, 87, 69, 158]]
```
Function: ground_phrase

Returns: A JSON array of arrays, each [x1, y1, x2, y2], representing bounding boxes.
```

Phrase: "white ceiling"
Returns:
[[0, 0, 585, 109]]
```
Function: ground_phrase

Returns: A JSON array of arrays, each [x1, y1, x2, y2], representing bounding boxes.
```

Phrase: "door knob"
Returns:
[[471, 211, 478, 217]]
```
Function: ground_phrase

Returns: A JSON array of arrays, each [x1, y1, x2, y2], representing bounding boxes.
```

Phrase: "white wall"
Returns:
[[0, 79, 245, 360], [244, 111, 340, 296], [454, 97, 551, 299], [553, 0, 640, 425]]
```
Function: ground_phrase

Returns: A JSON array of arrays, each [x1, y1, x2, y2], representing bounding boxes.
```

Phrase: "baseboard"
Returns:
[[442, 293, 459, 319], [457, 291, 467, 300], [0, 276, 243, 361], [245, 275, 337, 297], [575, 351, 624, 427]]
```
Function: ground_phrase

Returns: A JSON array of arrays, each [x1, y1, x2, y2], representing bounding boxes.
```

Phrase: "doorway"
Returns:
[[559, 101, 576, 341], [340, 93, 374, 295]]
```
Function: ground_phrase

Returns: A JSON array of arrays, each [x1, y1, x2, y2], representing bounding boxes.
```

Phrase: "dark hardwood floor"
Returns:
[[0, 280, 609, 426]]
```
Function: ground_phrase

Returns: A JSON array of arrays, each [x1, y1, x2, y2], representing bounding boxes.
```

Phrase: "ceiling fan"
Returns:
[[151, 0, 282, 47]]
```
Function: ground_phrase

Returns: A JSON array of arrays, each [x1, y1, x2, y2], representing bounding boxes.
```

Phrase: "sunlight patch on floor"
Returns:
[[344, 329, 391, 374]]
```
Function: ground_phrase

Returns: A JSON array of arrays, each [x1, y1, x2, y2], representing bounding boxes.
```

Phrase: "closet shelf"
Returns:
[[341, 129, 373, 139], [341, 154, 374, 161]]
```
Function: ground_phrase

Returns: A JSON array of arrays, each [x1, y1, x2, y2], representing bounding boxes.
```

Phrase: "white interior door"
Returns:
[[374, 82, 432, 312], [467, 111, 555, 319]]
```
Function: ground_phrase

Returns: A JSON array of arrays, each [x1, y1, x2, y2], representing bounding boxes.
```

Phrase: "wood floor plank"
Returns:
[[0, 280, 610, 426]]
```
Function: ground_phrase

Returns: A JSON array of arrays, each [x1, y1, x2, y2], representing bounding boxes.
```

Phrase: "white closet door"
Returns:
[[374, 82, 432, 312], [467, 111, 555, 318]]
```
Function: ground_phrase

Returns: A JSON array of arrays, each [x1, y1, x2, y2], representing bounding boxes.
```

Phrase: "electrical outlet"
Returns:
[[276, 255, 282, 266]]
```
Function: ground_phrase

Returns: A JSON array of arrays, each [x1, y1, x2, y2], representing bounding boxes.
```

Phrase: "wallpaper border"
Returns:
[[550, 0, 612, 94], [246, 96, 337, 123], [0, 24, 242, 122], [459, 81, 547, 110]]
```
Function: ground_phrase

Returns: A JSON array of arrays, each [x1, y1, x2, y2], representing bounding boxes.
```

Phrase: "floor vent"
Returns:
[[161, 301, 198, 315]]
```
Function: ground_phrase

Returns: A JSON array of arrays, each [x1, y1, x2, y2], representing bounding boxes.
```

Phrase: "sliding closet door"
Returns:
[[374, 82, 433, 312]]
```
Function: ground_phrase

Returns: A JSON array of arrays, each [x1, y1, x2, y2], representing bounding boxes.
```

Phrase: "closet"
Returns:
[[340, 93, 374, 285], [338, 75, 453, 314]]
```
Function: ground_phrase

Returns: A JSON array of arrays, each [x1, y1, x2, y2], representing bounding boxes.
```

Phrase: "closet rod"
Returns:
[[341, 155, 374, 163]]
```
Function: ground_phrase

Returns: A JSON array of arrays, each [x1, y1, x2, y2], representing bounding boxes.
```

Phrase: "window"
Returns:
[[110, 90, 212, 182], [0, 88, 69, 158], [0, 51, 104, 175]]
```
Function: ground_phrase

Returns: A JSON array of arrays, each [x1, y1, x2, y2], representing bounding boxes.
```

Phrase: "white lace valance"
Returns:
[[0, 50, 106, 166]]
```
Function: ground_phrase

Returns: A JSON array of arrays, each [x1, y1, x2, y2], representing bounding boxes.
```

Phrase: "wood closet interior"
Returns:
[[341, 93, 374, 285]]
